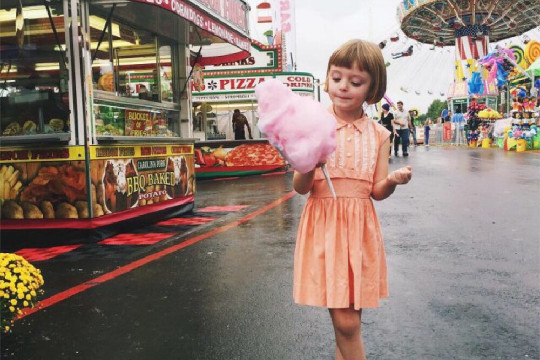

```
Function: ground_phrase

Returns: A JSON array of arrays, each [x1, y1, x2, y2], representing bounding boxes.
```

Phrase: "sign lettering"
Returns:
[[129, 0, 249, 51], [193, 74, 314, 95], [96, 147, 119, 158]]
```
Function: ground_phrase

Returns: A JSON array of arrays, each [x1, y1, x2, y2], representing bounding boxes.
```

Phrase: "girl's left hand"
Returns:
[[388, 166, 412, 185]]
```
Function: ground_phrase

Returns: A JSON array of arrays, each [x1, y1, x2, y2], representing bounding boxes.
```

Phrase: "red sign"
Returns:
[[191, 0, 247, 32], [125, 109, 152, 136], [128, 0, 249, 51], [443, 122, 452, 141], [280, 0, 292, 32]]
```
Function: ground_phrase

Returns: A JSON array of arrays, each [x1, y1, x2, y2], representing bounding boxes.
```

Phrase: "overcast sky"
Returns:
[[293, 0, 447, 113], [247, 0, 538, 114], [290, 1, 538, 114]]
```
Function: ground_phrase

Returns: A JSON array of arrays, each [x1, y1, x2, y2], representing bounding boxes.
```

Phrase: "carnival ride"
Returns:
[[376, 0, 540, 114]]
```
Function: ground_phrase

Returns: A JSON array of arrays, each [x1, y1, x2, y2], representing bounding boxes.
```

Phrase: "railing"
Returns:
[[423, 123, 468, 146]]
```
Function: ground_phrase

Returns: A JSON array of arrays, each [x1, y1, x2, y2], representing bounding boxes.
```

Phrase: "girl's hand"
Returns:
[[387, 166, 412, 185]]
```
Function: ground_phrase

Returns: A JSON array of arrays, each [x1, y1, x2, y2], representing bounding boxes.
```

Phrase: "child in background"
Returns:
[[424, 118, 432, 147], [293, 39, 412, 360]]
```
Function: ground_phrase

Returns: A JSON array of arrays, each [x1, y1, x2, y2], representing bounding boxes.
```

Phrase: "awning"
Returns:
[[194, 43, 250, 66]]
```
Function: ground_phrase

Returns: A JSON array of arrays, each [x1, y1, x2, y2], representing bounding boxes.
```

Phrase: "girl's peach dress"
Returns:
[[293, 109, 391, 310]]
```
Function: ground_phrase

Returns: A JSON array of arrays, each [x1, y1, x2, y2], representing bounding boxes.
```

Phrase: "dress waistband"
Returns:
[[310, 178, 372, 199]]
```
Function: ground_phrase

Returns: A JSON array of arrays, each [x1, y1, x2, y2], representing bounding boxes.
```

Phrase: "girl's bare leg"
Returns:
[[329, 307, 365, 360]]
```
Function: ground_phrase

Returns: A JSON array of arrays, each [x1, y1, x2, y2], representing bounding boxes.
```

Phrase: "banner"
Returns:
[[1, 147, 84, 163], [194, 142, 286, 179], [192, 72, 314, 101], [0, 145, 194, 220], [95, 154, 194, 213], [443, 122, 452, 141], [128, 0, 249, 51]]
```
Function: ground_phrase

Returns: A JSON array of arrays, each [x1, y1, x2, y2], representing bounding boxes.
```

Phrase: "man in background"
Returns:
[[232, 109, 252, 140], [393, 101, 412, 156]]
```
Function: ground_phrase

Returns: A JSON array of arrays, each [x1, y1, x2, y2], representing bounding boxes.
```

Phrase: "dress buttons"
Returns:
[[347, 124, 352, 128], [347, 152, 352, 157], [347, 137, 352, 141]]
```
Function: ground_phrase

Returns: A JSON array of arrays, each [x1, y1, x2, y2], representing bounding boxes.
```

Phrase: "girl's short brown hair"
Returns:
[[324, 39, 387, 105]]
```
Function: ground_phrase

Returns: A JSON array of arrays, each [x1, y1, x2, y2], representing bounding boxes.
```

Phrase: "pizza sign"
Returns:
[[196, 77, 266, 92], [192, 73, 315, 101], [193, 73, 315, 94]]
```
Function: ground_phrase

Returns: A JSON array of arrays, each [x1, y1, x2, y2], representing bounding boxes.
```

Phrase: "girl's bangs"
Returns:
[[331, 45, 365, 71]]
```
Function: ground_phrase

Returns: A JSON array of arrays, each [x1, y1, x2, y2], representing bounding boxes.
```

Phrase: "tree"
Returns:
[[426, 99, 448, 121]]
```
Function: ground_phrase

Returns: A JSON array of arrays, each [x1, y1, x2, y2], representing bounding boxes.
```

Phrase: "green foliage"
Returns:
[[415, 114, 427, 125], [426, 99, 448, 121]]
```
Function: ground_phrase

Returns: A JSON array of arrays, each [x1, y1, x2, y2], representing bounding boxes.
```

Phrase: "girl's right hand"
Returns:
[[387, 166, 412, 185]]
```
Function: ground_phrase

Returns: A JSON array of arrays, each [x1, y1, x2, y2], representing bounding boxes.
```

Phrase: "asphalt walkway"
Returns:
[[1, 146, 539, 360]]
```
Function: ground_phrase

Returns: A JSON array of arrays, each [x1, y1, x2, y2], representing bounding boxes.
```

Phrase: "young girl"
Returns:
[[293, 39, 412, 360]]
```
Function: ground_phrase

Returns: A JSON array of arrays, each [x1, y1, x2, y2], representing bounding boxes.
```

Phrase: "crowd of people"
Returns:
[[379, 100, 427, 156]]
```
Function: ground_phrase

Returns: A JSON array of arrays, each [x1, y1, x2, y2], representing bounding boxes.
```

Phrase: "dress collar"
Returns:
[[330, 106, 370, 133]]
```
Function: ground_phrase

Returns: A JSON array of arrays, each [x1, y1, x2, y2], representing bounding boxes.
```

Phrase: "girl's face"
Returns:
[[327, 64, 372, 118]]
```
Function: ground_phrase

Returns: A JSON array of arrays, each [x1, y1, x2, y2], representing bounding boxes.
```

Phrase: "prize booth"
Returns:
[[191, 41, 316, 179], [446, 80, 499, 145], [0, 0, 250, 241]]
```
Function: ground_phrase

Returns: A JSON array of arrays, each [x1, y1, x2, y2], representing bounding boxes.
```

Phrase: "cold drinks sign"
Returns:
[[192, 73, 315, 101]]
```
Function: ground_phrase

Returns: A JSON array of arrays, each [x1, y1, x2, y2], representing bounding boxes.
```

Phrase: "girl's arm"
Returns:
[[293, 170, 316, 195], [371, 139, 412, 201]]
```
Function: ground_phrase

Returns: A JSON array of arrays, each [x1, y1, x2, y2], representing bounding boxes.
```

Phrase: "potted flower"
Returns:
[[1, 253, 44, 333]]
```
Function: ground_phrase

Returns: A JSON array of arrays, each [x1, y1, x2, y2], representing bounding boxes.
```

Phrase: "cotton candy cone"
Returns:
[[255, 79, 337, 198], [255, 79, 336, 173]]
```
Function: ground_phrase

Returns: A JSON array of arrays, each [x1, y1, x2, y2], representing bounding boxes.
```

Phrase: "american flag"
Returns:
[[456, 35, 489, 60], [455, 25, 490, 60]]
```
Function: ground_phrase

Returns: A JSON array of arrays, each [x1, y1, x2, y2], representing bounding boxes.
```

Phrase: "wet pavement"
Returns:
[[1, 146, 539, 360]]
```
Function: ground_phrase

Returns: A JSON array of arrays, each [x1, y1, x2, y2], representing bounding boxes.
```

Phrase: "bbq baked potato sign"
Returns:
[[92, 145, 194, 214], [0, 145, 194, 220]]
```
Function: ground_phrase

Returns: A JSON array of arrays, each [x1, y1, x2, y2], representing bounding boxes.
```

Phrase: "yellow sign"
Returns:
[[90, 144, 193, 160], [1, 145, 193, 163], [0, 146, 85, 163]]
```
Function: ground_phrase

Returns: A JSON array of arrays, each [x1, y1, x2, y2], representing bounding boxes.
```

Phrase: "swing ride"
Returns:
[[393, 0, 540, 114]]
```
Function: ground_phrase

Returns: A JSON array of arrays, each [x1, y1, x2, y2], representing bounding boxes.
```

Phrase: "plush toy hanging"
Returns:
[[468, 71, 484, 95]]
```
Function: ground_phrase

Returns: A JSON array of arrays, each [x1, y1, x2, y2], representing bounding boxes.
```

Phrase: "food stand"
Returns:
[[0, 0, 251, 234], [191, 41, 316, 178]]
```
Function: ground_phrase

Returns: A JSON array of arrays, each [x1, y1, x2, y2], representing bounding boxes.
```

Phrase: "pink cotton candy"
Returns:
[[255, 79, 336, 174]]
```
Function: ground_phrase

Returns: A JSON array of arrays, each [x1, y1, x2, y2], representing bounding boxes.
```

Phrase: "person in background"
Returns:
[[408, 109, 418, 147], [424, 117, 432, 147], [380, 103, 394, 155], [393, 101, 411, 156], [444, 110, 452, 122], [138, 84, 151, 100], [232, 109, 253, 140]]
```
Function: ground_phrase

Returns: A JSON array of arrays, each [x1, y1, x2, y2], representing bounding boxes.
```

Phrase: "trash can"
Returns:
[[482, 138, 492, 148], [516, 139, 527, 152], [533, 135, 540, 150]]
